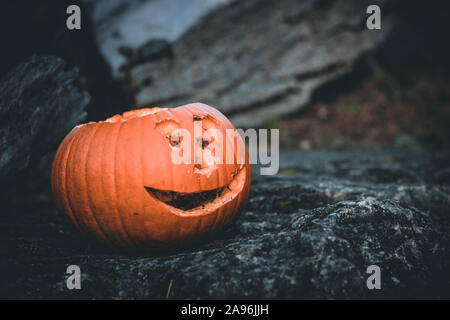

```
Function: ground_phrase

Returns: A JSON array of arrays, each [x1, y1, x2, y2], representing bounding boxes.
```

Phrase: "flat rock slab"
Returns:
[[1, 149, 449, 299], [126, 0, 395, 127], [83, 0, 396, 127]]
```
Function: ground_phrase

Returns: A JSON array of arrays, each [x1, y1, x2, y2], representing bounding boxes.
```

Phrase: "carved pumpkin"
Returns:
[[51, 103, 251, 250]]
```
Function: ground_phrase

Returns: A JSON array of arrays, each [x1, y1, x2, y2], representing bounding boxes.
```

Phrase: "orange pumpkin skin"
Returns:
[[51, 103, 251, 250]]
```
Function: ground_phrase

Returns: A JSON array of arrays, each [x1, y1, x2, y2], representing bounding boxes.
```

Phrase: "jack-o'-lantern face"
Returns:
[[51, 103, 251, 250]]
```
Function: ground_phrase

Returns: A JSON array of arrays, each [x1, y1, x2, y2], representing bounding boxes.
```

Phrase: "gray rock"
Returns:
[[125, 0, 395, 127], [83, 0, 396, 127], [1, 149, 449, 299], [82, 0, 234, 76], [0, 55, 90, 181]]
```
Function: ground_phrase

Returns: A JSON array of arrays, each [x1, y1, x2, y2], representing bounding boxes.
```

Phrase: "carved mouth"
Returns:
[[144, 167, 247, 216], [144, 186, 226, 211]]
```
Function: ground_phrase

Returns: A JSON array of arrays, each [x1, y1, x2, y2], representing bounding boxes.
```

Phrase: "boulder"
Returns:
[[84, 0, 396, 127], [0, 55, 90, 181]]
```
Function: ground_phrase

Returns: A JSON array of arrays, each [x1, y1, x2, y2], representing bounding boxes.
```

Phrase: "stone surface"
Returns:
[[1, 149, 449, 299], [0, 55, 89, 181]]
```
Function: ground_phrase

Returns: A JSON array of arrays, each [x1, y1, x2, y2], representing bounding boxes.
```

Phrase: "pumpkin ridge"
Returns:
[[98, 124, 127, 247], [137, 116, 160, 245], [84, 124, 111, 244], [138, 117, 150, 243], [113, 121, 136, 247], [56, 132, 83, 232], [64, 128, 88, 234]]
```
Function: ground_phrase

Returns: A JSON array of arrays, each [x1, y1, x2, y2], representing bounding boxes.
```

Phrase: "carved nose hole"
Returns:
[[201, 138, 210, 149]]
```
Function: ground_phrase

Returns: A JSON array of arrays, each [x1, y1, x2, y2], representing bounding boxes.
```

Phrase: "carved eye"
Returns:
[[167, 135, 182, 147], [155, 119, 182, 147]]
